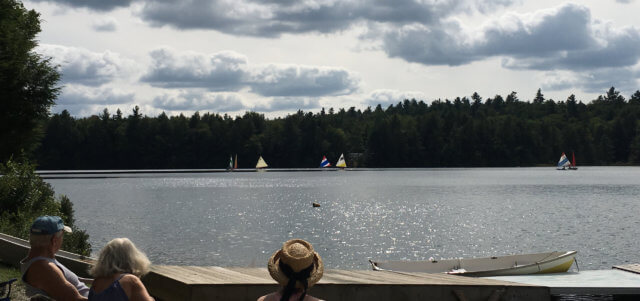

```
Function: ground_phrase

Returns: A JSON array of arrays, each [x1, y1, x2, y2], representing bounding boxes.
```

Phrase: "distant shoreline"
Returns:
[[31, 165, 639, 179]]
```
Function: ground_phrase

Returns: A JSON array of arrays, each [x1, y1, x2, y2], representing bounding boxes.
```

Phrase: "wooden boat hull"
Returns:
[[0, 232, 94, 278], [370, 251, 577, 277]]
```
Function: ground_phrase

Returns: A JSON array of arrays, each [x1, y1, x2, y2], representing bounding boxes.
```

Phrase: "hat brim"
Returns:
[[268, 249, 323, 288]]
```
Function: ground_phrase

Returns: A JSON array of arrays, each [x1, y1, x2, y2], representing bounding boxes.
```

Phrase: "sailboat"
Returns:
[[336, 153, 347, 168], [320, 156, 331, 168], [557, 152, 570, 170], [568, 152, 578, 170], [256, 156, 268, 170]]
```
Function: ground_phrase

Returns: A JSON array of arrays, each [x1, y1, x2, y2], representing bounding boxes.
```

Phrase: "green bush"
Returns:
[[0, 159, 91, 256]]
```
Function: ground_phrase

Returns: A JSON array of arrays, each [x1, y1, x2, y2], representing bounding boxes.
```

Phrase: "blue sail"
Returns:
[[320, 156, 331, 168], [557, 153, 570, 168]]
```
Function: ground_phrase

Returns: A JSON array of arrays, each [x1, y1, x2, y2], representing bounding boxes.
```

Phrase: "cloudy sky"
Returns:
[[24, 0, 640, 117]]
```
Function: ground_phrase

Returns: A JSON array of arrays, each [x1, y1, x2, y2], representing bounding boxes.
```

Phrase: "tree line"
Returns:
[[34, 87, 640, 169]]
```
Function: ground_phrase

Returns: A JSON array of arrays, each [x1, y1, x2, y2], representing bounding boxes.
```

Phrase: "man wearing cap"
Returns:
[[20, 216, 90, 300]]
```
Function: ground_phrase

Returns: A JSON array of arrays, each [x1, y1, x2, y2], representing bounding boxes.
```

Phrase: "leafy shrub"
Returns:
[[0, 159, 91, 256]]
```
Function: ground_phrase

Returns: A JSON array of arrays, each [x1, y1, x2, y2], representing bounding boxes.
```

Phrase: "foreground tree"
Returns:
[[0, 0, 60, 163]]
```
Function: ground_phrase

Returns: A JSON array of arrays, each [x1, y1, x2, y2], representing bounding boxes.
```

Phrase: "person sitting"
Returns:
[[20, 216, 90, 300], [88, 238, 154, 301], [258, 239, 324, 301]]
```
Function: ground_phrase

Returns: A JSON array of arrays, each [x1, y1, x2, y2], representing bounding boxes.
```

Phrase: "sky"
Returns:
[[22, 0, 640, 118]]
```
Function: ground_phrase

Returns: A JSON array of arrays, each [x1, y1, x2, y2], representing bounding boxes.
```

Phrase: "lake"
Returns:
[[44, 167, 640, 270]]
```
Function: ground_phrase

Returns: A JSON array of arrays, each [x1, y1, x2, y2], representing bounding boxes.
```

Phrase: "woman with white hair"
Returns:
[[88, 238, 154, 301]]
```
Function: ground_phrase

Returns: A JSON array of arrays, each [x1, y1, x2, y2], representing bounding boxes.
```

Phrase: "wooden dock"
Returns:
[[614, 264, 640, 275], [142, 265, 549, 301]]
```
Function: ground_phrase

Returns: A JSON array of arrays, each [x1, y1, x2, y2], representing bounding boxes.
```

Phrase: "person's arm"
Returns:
[[25, 261, 87, 301], [121, 274, 154, 301], [78, 277, 94, 285]]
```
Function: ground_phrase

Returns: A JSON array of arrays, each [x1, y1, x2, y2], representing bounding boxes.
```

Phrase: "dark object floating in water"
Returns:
[[312, 202, 321, 207]]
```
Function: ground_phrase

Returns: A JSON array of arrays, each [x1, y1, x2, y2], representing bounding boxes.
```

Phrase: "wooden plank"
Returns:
[[143, 266, 550, 301], [613, 264, 640, 274]]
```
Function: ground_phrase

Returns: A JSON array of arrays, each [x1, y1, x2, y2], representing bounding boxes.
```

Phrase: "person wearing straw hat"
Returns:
[[258, 239, 325, 301], [20, 216, 90, 300]]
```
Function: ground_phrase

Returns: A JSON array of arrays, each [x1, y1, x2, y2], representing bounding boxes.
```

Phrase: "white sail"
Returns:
[[336, 153, 346, 168], [256, 156, 268, 169]]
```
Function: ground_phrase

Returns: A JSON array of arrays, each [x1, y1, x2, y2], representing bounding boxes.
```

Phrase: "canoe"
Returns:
[[0, 232, 95, 278], [370, 251, 577, 277]]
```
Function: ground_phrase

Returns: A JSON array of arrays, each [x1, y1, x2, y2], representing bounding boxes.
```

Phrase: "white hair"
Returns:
[[90, 238, 151, 278], [29, 231, 62, 247]]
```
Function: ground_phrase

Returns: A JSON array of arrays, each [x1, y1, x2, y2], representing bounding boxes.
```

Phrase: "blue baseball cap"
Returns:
[[30, 216, 72, 235]]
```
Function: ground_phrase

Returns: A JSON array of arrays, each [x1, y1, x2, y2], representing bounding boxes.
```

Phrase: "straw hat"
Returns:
[[267, 239, 323, 288]]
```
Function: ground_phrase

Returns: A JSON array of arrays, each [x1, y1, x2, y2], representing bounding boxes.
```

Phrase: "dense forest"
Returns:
[[34, 87, 640, 169]]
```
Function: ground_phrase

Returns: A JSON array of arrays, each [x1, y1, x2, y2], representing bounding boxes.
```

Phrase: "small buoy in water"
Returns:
[[312, 202, 321, 207]]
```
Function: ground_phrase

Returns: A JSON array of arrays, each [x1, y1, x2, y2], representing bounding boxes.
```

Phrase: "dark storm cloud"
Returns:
[[140, 48, 361, 97], [137, 0, 515, 37], [30, 0, 134, 11]]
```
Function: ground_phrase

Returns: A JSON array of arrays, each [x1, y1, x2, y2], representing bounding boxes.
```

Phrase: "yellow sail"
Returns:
[[256, 156, 268, 169], [336, 153, 347, 168]]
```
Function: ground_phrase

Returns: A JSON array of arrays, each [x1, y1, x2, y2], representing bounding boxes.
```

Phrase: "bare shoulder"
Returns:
[[119, 274, 144, 287], [120, 274, 154, 301], [26, 260, 64, 283], [29, 259, 59, 273]]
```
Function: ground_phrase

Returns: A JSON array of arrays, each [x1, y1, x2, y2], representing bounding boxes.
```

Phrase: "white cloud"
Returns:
[[37, 44, 136, 86], [152, 90, 246, 111], [364, 89, 429, 107], [57, 85, 135, 105], [541, 68, 640, 94], [253, 97, 321, 112], [141, 47, 248, 91], [248, 64, 360, 97], [141, 48, 361, 97], [92, 17, 117, 32], [380, 3, 640, 71]]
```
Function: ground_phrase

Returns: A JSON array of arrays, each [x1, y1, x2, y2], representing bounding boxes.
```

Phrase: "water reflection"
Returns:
[[46, 167, 640, 270]]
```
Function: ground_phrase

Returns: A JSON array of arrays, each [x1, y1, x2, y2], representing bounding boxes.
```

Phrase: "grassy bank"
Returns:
[[0, 263, 27, 301]]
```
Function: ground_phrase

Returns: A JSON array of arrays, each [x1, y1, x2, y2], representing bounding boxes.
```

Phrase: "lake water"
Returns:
[[45, 167, 640, 271]]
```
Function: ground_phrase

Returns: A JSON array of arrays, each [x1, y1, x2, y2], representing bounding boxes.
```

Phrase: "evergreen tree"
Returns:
[[0, 0, 61, 162]]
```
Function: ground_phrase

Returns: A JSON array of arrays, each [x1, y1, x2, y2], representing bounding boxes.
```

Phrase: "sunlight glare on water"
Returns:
[[46, 167, 640, 270]]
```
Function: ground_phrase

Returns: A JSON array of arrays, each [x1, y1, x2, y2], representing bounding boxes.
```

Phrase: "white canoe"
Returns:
[[370, 251, 577, 277], [0, 232, 95, 278]]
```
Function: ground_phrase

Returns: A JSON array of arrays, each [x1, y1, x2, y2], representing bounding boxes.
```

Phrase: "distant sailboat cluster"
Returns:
[[321, 153, 347, 169], [557, 152, 578, 170], [227, 153, 347, 171]]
